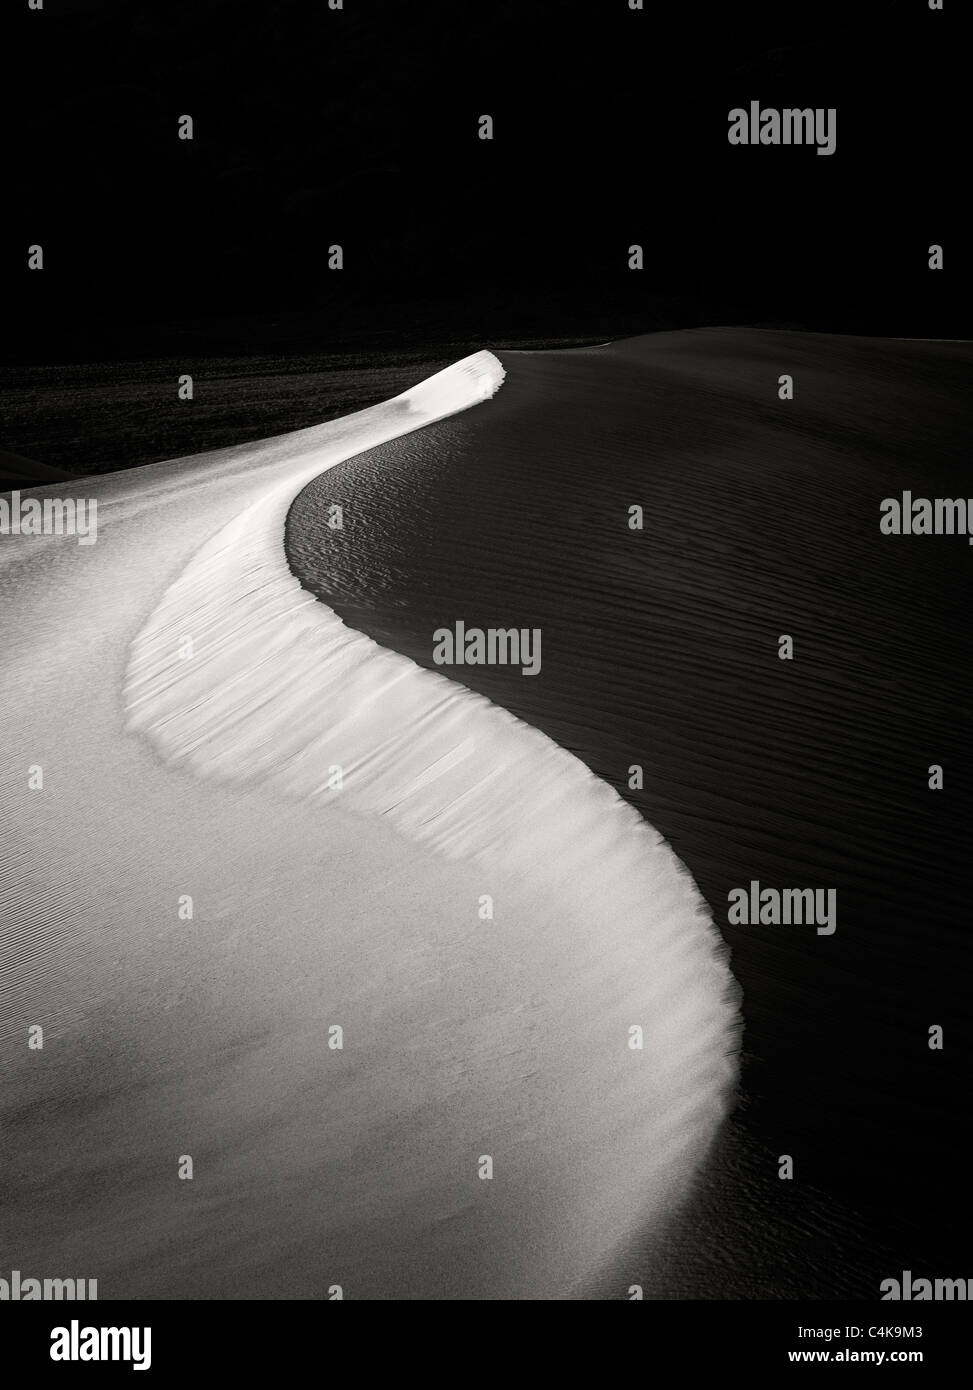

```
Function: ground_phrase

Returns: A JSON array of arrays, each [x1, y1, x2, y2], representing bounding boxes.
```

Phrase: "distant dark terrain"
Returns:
[[0, 340, 596, 489]]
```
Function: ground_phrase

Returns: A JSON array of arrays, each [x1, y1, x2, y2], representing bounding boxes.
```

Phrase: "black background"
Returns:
[[4, 0, 969, 363]]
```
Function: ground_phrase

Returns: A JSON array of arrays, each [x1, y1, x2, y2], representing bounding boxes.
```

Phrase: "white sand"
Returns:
[[0, 352, 739, 1299]]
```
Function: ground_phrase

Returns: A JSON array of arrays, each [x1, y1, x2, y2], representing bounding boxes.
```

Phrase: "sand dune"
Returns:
[[282, 327, 973, 1295], [1, 351, 738, 1299]]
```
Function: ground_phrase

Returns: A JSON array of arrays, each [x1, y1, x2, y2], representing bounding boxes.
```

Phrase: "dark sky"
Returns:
[[5, 0, 968, 360]]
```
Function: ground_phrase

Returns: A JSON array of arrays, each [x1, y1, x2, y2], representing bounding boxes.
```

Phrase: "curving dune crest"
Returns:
[[119, 349, 741, 1296]]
